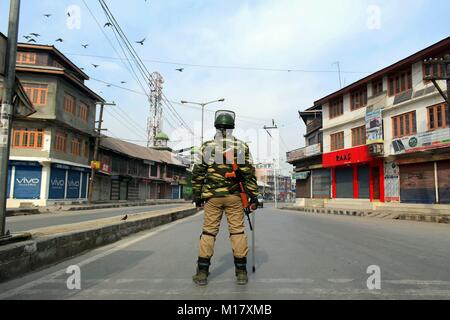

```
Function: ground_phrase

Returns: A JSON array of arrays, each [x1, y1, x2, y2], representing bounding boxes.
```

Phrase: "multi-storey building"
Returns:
[[6, 43, 104, 208], [286, 105, 328, 205], [290, 36, 450, 208], [94, 136, 189, 202]]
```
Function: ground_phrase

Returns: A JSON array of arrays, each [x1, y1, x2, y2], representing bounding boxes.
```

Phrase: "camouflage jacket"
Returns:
[[192, 135, 259, 200]]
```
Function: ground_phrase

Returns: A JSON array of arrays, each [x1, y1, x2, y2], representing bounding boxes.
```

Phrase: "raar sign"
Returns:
[[323, 145, 373, 168]]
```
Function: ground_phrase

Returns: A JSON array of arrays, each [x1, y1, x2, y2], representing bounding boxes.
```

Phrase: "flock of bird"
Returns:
[[22, 11, 185, 75]]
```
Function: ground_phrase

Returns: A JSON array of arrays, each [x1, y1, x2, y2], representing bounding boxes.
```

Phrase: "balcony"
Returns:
[[306, 119, 322, 135], [286, 143, 322, 163]]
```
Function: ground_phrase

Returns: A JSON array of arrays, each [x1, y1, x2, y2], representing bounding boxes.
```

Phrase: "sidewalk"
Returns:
[[281, 203, 450, 224], [6, 199, 191, 217]]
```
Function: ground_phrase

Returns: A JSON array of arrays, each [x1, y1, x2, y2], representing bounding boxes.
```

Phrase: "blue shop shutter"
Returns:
[[67, 170, 81, 199], [80, 173, 88, 199], [7, 166, 11, 198], [171, 185, 180, 199], [14, 166, 42, 199], [49, 168, 66, 199]]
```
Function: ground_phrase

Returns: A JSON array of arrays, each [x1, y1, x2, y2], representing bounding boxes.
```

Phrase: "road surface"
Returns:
[[6, 203, 184, 232], [1, 203, 450, 300]]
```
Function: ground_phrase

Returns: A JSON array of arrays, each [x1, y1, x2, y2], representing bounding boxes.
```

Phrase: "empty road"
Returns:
[[1, 204, 450, 300]]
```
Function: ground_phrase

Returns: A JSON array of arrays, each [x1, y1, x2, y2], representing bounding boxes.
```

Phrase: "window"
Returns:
[[392, 111, 417, 138], [55, 132, 67, 152], [150, 164, 158, 177], [388, 69, 412, 96], [423, 59, 447, 81], [84, 140, 90, 158], [16, 52, 36, 64], [330, 131, 344, 151], [79, 102, 89, 122], [351, 125, 366, 147], [71, 138, 81, 156], [428, 103, 449, 130], [12, 128, 43, 148], [308, 136, 316, 146], [372, 78, 383, 96], [350, 86, 367, 111], [64, 93, 76, 115], [329, 97, 344, 119], [22, 83, 48, 106]]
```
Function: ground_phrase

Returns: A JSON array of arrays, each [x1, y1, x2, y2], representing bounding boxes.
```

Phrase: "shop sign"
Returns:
[[323, 145, 373, 168], [100, 163, 111, 173], [287, 143, 321, 162], [365, 105, 383, 144], [91, 161, 101, 170], [391, 127, 450, 154], [292, 171, 310, 180]]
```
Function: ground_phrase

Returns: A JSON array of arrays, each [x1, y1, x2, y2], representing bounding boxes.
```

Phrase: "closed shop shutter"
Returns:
[[296, 173, 311, 198], [120, 181, 128, 200], [437, 160, 450, 204], [400, 162, 435, 204], [358, 165, 370, 199], [312, 169, 331, 199], [14, 165, 42, 199], [49, 168, 66, 199], [335, 167, 353, 198], [66, 170, 81, 199], [111, 180, 119, 200], [128, 179, 139, 200]]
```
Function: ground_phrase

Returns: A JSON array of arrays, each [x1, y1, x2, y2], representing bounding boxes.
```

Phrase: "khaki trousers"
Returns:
[[198, 195, 248, 259]]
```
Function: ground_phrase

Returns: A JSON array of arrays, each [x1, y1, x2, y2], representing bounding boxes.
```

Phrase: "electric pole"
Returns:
[[263, 120, 278, 208], [0, 0, 21, 238], [88, 102, 115, 204]]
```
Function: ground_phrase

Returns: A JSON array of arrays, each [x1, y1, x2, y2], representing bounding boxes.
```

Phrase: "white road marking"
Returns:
[[0, 212, 202, 300], [328, 278, 354, 283], [16, 287, 450, 298]]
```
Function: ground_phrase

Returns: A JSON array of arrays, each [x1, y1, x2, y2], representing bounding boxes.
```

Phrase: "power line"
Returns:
[[98, 0, 195, 137], [65, 52, 371, 74]]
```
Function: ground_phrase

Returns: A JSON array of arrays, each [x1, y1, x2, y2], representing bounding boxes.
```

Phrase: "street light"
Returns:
[[180, 98, 225, 145]]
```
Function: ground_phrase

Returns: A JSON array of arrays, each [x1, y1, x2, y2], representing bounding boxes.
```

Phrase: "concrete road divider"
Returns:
[[0, 205, 197, 283]]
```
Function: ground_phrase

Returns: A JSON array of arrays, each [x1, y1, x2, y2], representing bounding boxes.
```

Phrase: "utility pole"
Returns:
[[88, 102, 115, 204], [0, 0, 21, 238], [333, 61, 343, 89], [263, 120, 278, 208]]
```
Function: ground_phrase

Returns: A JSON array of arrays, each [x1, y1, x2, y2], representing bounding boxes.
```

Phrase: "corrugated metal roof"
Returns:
[[100, 136, 186, 167]]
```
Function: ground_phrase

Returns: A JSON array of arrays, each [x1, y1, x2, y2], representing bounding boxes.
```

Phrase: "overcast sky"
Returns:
[[1, 0, 449, 172]]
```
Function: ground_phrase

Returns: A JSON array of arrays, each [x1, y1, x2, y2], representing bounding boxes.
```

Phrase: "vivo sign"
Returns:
[[16, 177, 40, 186], [51, 178, 65, 188], [68, 180, 80, 188]]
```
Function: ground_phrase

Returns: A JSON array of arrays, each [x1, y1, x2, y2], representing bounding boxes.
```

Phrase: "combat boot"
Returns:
[[234, 257, 248, 285], [193, 257, 210, 286]]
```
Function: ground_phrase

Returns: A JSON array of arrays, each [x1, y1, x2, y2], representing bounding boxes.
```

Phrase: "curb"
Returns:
[[0, 207, 197, 283], [280, 206, 450, 224], [6, 199, 190, 216]]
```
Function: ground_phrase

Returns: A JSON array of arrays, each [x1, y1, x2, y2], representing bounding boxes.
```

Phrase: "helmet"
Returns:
[[214, 110, 235, 129]]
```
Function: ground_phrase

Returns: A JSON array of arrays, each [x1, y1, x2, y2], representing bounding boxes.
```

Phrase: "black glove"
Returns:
[[249, 196, 259, 210], [194, 198, 205, 208]]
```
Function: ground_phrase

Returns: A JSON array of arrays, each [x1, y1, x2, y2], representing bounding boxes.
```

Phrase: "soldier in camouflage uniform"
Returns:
[[192, 110, 259, 286]]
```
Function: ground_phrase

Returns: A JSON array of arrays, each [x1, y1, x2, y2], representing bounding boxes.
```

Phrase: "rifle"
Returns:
[[223, 149, 257, 230]]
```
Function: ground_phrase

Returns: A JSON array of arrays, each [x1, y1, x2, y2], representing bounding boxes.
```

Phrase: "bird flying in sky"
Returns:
[[136, 38, 146, 45], [55, 38, 64, 42], [176, 68, 184, 72], [82, 44, 89, 49]]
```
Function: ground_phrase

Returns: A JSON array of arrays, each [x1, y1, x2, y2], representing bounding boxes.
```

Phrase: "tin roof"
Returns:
[[100, 136, 186, 167]]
